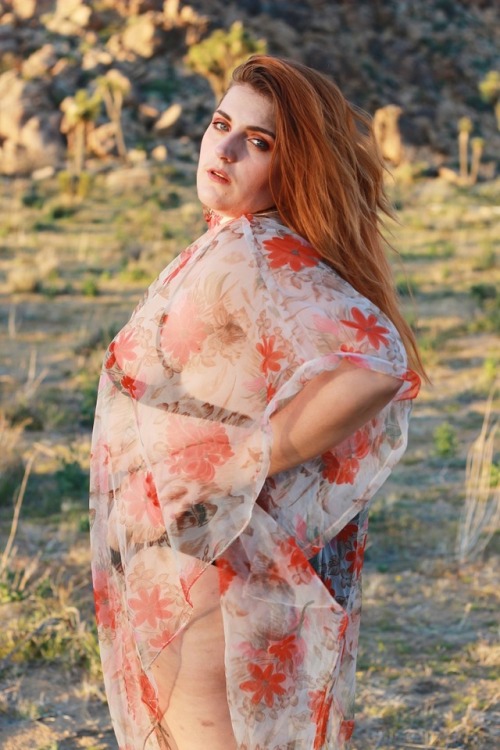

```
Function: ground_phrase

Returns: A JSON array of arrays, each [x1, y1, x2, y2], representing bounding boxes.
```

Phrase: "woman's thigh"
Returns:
[[149, 563, 237, 750]]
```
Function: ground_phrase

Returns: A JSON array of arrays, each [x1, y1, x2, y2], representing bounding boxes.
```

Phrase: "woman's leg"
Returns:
[[150, 563, 237, 750]]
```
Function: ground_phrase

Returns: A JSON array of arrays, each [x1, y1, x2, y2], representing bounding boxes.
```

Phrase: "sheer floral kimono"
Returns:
[[90, 213, 419, 749]]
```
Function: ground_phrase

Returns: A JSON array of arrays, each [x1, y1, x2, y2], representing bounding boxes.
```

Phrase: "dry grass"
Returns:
[[457, 386, 500, 563]]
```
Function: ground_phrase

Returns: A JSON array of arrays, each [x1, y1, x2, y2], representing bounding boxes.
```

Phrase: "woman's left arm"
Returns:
[[268, 359, 403, 476]]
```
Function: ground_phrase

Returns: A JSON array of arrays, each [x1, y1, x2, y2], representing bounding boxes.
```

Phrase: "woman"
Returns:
[[90, 55, 424, 750]]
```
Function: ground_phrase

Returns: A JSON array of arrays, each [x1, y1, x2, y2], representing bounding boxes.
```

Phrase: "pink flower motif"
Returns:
[[121, 471, 162, 526], [105, 328, 139, 370], [160, 298, 208, 365], [128, 585, 172, 628], [93, 569, 117, 630], [163, 244, 197, 285], [166, 416, 234, 482], [312, 314, 343, 338]]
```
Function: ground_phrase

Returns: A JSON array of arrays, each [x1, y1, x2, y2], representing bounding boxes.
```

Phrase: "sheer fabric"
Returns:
[[90, 214, 419, 749]]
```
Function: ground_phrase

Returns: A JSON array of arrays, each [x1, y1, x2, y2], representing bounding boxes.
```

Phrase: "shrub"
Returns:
[[186, 21, 266, 100], [433, 422, 458, 458]]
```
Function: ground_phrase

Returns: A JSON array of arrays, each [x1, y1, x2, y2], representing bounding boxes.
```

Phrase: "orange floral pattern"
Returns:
[[90, 214, 419, 749]]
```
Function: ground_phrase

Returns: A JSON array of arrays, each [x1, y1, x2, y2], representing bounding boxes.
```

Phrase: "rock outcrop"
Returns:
[[0, 0, 498, 175]]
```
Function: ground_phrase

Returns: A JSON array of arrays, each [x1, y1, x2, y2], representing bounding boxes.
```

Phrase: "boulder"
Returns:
[[11, 0, 54, 19], [105, 164, 151, 193], [151, 143, 167, 161], [373, 105, 404, 166], [45, 0, 100, 36], [153, 102, 182, 134], [21, 44, 58, 79], [0, 71, 64, 174], [120, 12, 167, 58], [0, 116, 63, 175], [82, 46, 113, 72]]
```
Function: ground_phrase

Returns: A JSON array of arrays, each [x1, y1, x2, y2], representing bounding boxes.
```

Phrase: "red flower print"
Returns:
[[105, 328, 139, 370], [240, 663, 286, 707], [338, 614, 349, 641], [93, 569, 117, 630], [215, 557, 237, 595], [308, 687, 333, 750], [160, 298, 207, 366], [128, 585, 172, 628], [338, 458, 359, 483], [336, 522, 358, 545], [321, 427, 370, 484], [163, 245, 196, 285], [351, 428, 371, 460], [345, 536, 366, 576], [339, 342, 362, 354], [266, 382, 277, 402], [140, 672, 160, 720], [263, 234, 321, 271], [167, 417, 234, 482], [268, 634, 304, 667], [340, 307, 390, 350], [321, 452, 360, 485], [339, 719, 355, 742], [278, 537, 312, 584], [105, 341, 117, 370], [395, 367, 421, 401], [122, 471, 162, 526], [256, 335, 286, 376], [121, 374, 146, 400]]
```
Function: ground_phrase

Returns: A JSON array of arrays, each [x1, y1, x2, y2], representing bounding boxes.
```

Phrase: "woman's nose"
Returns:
[[215, 135, 238, 162]]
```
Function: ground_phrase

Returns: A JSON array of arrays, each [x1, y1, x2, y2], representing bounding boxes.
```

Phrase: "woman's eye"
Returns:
[[212, 120, 229, 132], [250, 138, 269, 151]]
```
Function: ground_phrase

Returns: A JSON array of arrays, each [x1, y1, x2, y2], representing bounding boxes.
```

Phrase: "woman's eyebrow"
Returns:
[[215, 109, 276, 139]]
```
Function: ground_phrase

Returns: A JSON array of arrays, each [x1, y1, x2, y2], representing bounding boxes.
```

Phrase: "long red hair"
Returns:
[[231, 55, 426, 379]]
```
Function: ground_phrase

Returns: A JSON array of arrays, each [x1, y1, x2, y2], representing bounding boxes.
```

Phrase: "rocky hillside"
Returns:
[[0, 0, 498, 176]]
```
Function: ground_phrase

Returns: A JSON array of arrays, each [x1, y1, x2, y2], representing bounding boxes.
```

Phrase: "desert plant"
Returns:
[[478, 70, 500, 130], [469, 137, 485, 185], [458, 117, 473, 182], [0, 412, 25, 506], [456, 388, 500, 562], [186, 21, 266, 101], [433, 422, 458, 458], [60, 88, 103, 175], [0, 448, 39, 578], [96, 69, 132, 162]]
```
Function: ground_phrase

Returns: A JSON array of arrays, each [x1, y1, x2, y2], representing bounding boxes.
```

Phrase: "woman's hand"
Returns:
[[268, 360, 403, 475]]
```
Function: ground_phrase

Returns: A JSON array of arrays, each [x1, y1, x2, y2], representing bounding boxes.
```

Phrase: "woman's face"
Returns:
[[197, 84, 275, 218]]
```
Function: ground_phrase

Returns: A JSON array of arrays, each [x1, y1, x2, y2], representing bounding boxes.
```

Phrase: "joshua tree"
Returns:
[[60, 88, 102, 175], [469, 137, 485, 185], [185, 21, 266, 101], [458, 116, 473, 182], [96, 69, 132, 162], [479, 70, 500, 130]]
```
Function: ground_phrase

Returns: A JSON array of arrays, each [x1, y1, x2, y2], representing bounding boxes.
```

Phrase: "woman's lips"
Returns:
[[207, 168, 230, 184]]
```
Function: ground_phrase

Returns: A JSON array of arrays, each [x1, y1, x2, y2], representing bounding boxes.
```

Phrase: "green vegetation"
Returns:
[[186, 21, 267, 100]]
